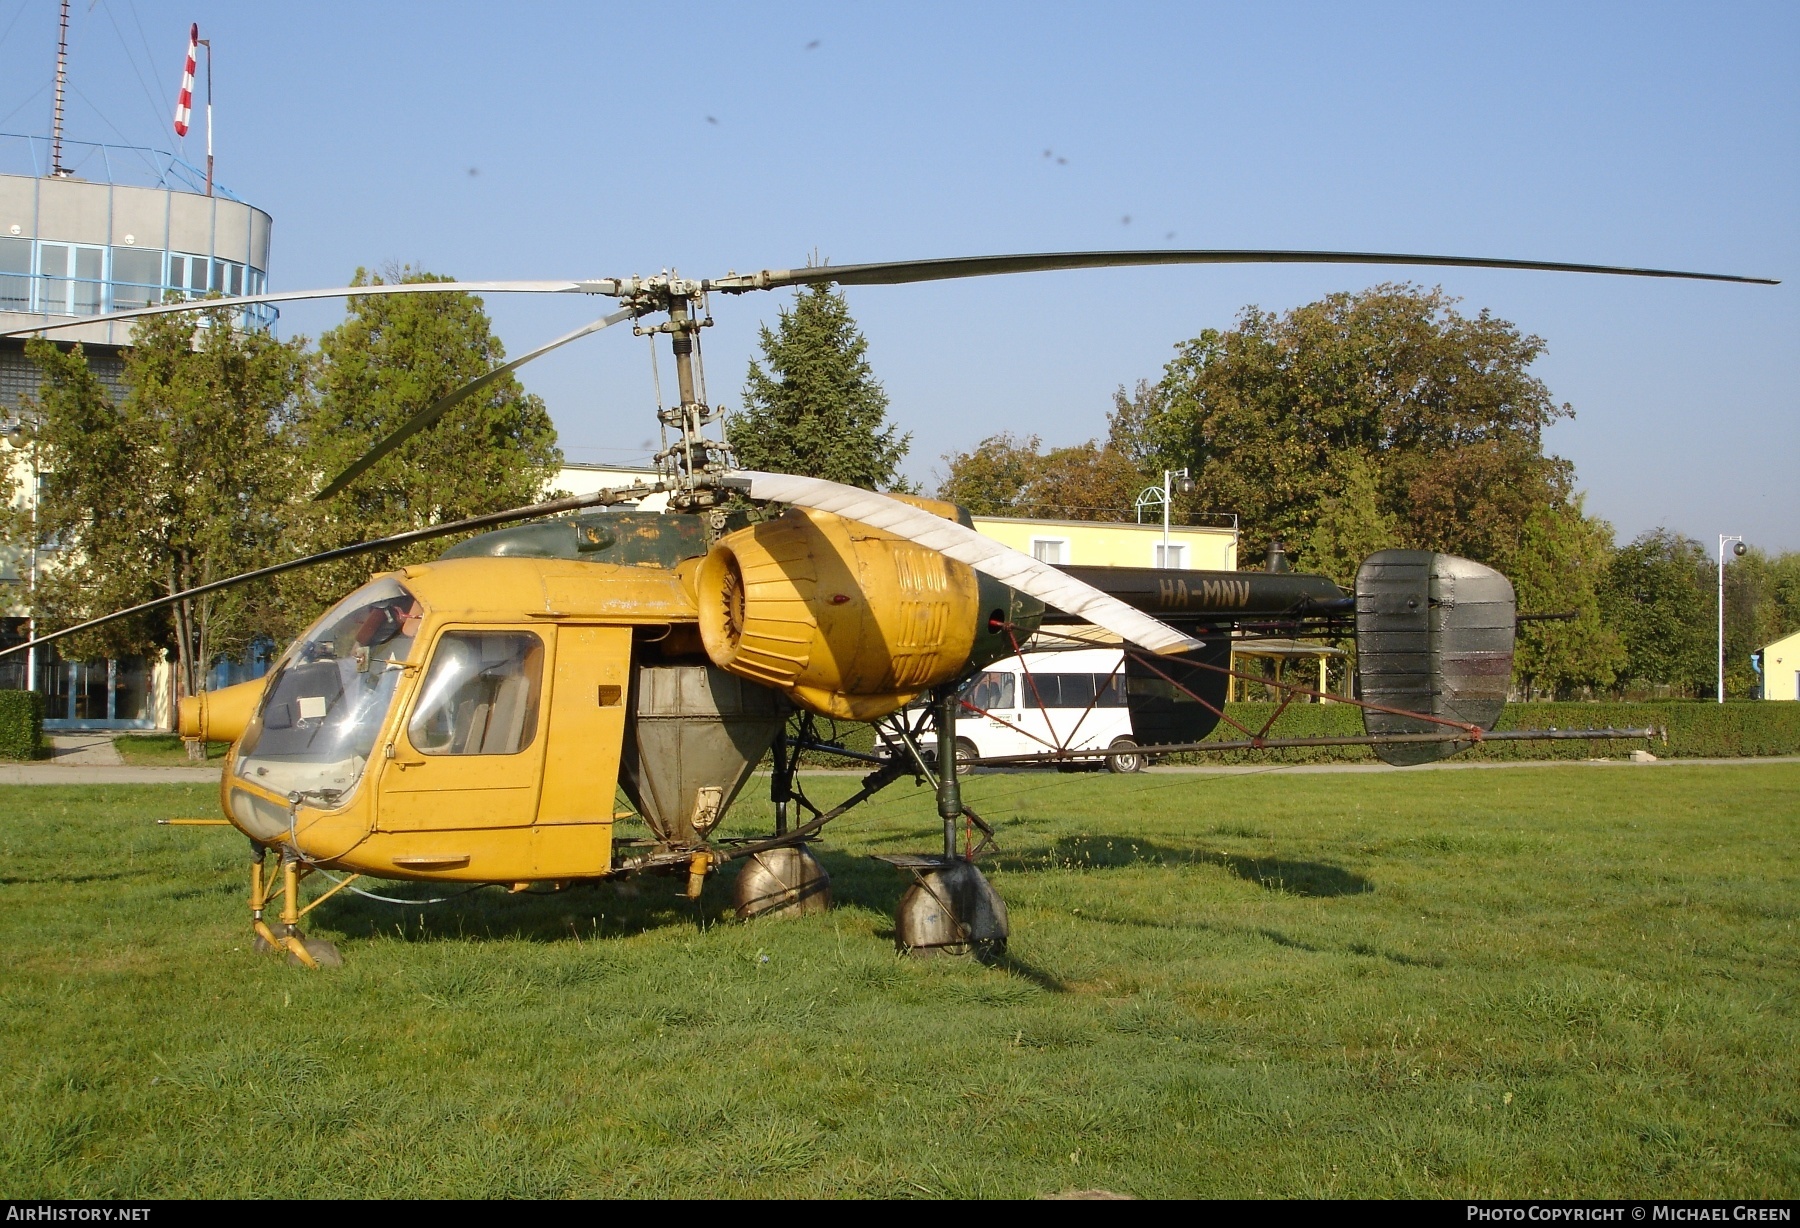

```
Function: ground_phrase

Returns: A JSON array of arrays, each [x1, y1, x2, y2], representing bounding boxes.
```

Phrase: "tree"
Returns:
[[284, 267, 562, 618], [935, 432, 1145, 520], [1140, 284, 1573, 575], [23, 310, 308, 714], [1508, 499, 1625, 698], [1300, 452, 1401, 590], [1725, 547, 1800, 698], [1600, 529, 1713, 697], [728, 283, 909, 489]]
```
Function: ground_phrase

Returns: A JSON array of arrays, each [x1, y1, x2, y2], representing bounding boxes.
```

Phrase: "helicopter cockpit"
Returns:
[[232, 577, 421, 810]]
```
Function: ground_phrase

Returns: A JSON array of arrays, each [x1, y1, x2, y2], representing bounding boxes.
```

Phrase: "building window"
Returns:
[[1154, 542, 1188, 569], [110, 247, 165, 310], [0, 236, 30, 312], [37, 243, 106, 315], [1031, 537, 1069, 564]]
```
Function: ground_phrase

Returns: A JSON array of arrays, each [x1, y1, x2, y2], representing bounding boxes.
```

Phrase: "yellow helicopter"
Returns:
[[0, 248, 1774, 967]]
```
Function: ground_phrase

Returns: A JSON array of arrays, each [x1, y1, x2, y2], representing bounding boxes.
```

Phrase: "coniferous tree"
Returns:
[[728, 283, 909, 490]]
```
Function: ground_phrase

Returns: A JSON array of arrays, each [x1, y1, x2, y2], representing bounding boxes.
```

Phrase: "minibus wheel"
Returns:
[[1106, 737, 1145, 774]]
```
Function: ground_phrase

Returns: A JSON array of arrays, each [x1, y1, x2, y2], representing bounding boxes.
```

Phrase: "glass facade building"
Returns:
[[0, 149, 276, 730]]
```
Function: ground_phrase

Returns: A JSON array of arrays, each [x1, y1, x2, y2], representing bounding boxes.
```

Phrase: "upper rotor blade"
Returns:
[[0, 481, 667, 663], [706, 249, 1780, 292], [0, 279, 602, 340], [722, 470, 1202, 655], [312, 305, 637, 501]]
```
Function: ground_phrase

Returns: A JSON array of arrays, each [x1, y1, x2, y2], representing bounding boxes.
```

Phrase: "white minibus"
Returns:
[[948, 646, 1145, 773]]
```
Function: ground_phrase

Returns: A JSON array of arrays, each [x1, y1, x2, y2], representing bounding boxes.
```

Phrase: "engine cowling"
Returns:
[[697, 499, 1032, 720]]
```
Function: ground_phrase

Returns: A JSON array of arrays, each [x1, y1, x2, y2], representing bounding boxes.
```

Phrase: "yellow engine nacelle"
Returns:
[[697, 501, 981, 720], [176, 676, 266, 744]]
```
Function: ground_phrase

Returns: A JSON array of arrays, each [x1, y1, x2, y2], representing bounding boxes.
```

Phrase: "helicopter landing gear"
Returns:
[[733, 845, 831, 920], [879, 685, 1009, 962], [248, 843, 346, 969], [886, 855, 1009, 963]]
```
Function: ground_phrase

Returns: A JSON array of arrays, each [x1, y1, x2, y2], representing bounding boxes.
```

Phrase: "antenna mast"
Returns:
[[51, 0, 70, 177]]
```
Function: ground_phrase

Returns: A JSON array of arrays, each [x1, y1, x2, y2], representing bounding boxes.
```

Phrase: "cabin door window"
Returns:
[[379, 627, 552, 832]]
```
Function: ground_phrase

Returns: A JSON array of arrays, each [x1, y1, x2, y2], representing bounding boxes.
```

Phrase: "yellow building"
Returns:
[[549, 472, 1244, 573], [968, 515, 1238, 571], [554, 463, 670, 510], [1762, 630, 1800, 701]]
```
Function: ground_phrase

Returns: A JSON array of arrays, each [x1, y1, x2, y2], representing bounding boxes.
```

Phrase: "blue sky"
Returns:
[[2, 1, 1794, 549]]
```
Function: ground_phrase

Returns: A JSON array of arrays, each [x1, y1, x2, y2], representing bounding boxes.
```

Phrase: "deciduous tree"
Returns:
[[1601, 529, 1712, 697], [935, 432, 1145, 521], [285, 267, 561, 617], [23, 310, 308, 716], [1509, 499, 1625, 697], [1141, 284, 1572, 575]]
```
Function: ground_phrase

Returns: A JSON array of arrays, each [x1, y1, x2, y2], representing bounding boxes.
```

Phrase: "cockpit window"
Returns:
[[234, 576, 420, 804], [407, 632, 544, 756]]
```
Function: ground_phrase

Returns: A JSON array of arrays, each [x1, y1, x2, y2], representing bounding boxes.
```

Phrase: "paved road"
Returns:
[[0, 764, 222, 785], [47, 734, 124, 766]]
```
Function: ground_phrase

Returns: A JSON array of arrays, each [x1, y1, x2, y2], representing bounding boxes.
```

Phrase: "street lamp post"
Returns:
[[1717, 534, 1746, 704], [1135, 469, 1193, 568]]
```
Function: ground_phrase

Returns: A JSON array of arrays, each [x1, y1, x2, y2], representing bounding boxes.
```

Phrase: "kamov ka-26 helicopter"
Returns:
[[0, 248, 1776, 967]]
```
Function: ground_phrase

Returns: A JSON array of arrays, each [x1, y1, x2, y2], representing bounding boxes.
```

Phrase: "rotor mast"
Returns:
[[634, 277, 729, 511]]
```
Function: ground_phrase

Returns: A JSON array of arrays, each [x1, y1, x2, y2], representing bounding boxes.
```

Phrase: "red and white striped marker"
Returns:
[[173, 23, 197, 138]]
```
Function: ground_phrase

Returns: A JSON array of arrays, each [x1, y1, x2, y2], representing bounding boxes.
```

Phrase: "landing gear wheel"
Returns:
[[953, 737, 979, 777], [1106, 737, 1144, 774], [286, 936, 343, 969]]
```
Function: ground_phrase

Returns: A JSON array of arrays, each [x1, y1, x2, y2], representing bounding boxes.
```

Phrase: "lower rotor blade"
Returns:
[[0, 481, 665, 663], [722, 470, 1202, 655], [0, 279, 601, 340], [312, 305, 637, 501], [707, 249, 1779, 292]]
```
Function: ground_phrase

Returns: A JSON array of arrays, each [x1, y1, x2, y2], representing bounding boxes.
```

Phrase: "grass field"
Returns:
[[1, 764, 1795, 1198]]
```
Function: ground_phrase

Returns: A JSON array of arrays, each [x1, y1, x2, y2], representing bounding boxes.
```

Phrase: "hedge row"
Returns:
[[795, 700, 1800, 770], [0, 690, 44, 761], [1162, 700, 1800, 765]]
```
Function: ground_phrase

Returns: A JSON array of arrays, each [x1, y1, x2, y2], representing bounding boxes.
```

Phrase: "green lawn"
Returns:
[[1, 765, 1795, 1198]]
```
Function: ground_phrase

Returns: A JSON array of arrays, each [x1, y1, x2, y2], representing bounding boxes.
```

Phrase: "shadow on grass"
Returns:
[[0, 869, 139, 886], [993, 835, 1372, 898], [311, 867, 715, 944]]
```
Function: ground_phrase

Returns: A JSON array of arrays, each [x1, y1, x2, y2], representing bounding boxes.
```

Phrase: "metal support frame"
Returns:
[[934, 687, 961, 859], [945, 620, 1659, 769]]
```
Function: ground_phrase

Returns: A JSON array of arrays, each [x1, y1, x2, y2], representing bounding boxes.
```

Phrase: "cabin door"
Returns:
[[378, 625, 553, 832]]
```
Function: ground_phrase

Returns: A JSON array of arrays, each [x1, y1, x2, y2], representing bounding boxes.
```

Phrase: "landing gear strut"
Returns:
[[732, 724, 832, 919], [248, 842, 344, 969], [882, 686, 1009, 962]]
